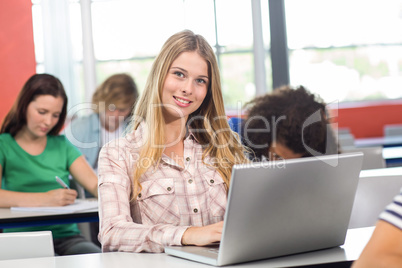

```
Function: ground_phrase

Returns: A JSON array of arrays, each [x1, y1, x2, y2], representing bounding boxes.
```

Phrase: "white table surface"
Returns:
[[383, 146, 402, 159], [360, 166, 402, 177], [0, 206, 97, 220], [0, 208, 98, 220], [0, 227, 374, 268], [355, 136, 402, 147], [0, 199, 98, 228]]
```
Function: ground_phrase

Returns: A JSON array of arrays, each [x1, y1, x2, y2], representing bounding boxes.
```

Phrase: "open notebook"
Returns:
[[11, 199, 98, 213]]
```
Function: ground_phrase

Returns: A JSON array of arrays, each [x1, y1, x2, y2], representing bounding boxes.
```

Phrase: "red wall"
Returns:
[[0, 0, 36, 124], [331, 100, 402, 138], [229, 100, 402, 139]]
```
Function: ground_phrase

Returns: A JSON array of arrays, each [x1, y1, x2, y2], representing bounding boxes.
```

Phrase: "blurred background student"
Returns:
[[64, 73, 138, 174], [241, 85, 339, 161], [64, 73, 138, 246], [0, 73, 100, 255]]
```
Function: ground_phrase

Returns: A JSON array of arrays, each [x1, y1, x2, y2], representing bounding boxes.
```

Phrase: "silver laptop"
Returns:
[[165, 152, 363, 266]]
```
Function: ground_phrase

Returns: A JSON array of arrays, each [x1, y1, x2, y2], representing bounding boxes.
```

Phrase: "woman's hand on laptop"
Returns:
[[181, 221, 223, 246]]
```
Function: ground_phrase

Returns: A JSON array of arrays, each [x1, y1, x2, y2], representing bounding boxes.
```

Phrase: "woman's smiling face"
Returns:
[[161, 51, 209, 123]]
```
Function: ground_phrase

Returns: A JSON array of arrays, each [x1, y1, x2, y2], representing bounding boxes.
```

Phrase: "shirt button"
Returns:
[[138, 193, 142, 198], [210, 179, 214, 184], [188, 179, 193, 184], [167, 187, 172, 191], [193, 208, 198, 213], [186, 157, 191, 161]]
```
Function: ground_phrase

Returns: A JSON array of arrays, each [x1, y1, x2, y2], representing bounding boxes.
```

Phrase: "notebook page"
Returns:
[[11, 199, 98, 213]]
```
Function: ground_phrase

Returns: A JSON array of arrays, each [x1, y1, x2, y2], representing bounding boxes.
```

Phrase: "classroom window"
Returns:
[[32, 0, 402, 111], [31, 0, 271, 111], [285, 0, 402, 103]]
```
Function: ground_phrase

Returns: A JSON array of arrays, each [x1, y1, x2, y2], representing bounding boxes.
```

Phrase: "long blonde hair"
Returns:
[[130, 30, 248, 198]]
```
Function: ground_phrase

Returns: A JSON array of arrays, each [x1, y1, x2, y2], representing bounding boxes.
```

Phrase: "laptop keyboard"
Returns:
[[207, 247, 220, 254]]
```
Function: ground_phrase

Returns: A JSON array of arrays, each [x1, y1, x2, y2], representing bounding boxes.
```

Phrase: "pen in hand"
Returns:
[[55, 176, 70, 189]]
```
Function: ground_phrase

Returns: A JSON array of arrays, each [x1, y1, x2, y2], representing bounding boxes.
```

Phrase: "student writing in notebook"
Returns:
[[241, 85, 339, 161], [0, 73, 101, 255], [98, 30, 248, 252]]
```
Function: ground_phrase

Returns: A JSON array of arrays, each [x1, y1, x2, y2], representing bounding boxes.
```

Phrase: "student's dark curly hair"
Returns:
[[241, 85, 339, 160]]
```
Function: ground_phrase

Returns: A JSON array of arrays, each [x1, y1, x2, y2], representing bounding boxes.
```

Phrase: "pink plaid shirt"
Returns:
[[98, 124, 227, 252]]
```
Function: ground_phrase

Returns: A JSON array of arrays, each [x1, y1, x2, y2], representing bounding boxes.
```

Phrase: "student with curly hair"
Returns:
[[242, 85, 339, 161]]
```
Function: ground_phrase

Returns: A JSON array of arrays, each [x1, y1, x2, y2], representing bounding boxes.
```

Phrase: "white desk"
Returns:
[[355, 136, 402, 147], [0, 227, 374, 268], [360, 166, 402, 177], [0, 200, 98, 229], [383, 146, 402, 159]]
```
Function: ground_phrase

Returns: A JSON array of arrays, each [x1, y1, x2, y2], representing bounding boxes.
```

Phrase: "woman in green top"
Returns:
[[0, 74, 100, 255]]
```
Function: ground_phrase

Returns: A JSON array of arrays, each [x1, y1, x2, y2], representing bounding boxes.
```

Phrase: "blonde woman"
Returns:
[[98, 30, 248, 252]]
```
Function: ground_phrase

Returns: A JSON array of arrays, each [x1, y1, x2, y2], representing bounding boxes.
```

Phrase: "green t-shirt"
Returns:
[[0, 133, 82, 239]]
